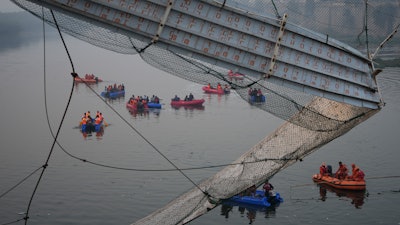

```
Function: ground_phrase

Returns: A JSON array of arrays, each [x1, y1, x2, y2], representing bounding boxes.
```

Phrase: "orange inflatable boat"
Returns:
[[312, 174, 366, 191]]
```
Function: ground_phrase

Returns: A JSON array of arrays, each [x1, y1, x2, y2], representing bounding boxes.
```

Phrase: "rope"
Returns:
[[74, 78, 210, 196], [23, 9, 76, 225], [365, 175, 400, 180], [0, 166, 43, 199], [271, 0, 281, 19], [0, 218, 26, 225], [54, 138, 298, 171]]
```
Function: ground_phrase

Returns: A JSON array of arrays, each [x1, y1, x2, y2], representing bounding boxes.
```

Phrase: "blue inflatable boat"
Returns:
[[147, 102, 162, 109], [225, 190, 283, 207], [81, 119, 103, 133], [101, 90, 125, 98]]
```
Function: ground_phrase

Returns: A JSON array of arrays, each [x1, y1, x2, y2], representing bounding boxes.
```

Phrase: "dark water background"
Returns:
[[0, 13, 400, 225]]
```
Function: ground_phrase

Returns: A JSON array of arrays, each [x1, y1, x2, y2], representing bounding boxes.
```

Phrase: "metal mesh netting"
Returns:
[[221, 0, 400, 57], [10, 0, 395, 224], [140, 48, 352, 132], [131, 97, 378, 225]]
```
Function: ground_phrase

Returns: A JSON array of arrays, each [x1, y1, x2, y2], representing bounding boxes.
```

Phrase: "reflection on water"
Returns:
[[317, 184, 367, 209], [171, 105, 205, 110], [127, 108, 162, 118], [81, 126, 105, 140], [128, 108, 150, 118], [104, 95, 125, 103], [220, 202, 280, 224]]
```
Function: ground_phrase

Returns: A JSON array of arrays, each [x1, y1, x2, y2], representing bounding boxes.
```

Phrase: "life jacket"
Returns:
[[320, 165, 327, 175], [338, 164, 348, 174], [358, 170, 365, 179], [95, 117, 102, 125]]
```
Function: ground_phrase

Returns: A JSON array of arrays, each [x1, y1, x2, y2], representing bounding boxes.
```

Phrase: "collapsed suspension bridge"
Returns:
[[10, 0, 400, 224]]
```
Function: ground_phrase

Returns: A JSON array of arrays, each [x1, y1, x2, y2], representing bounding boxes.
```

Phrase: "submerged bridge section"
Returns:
[[16, 0, 382, 109]]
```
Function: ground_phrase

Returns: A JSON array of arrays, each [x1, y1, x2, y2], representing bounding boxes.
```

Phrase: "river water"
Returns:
[[0, 17, 400, 225]]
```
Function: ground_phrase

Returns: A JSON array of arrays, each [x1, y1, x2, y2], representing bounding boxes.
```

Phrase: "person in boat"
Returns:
[[256, 88, 263, 102], [129, 95, 136, 104], [349, 163, 357, 179], [141, 98, 148, 109], [251, 88, 257, 97], [137, 101, 144, 111], [354, 168, 365, 181], [207, 83, 212, 89], [81, 115, 87, 127], [326, 164, 333, 176], [243, 184, 257, 196], [262, 180, 274, 198], [217, 82, 222, 90], [334, 161, 349, 180], [188, 93, 194, 101], [250, 88, 258, 102], [94, 115, 102, 125], [99, 112, 104, 123], [151, 95, 160, 103], [86, 111, 92, 121], [224, 84, 230, 92], [81, 112, 87, 120], [184, 95, 189, 101], [349, 164, 365, 181], [172, 95, 180, 101], [320, 162, 328, 176]]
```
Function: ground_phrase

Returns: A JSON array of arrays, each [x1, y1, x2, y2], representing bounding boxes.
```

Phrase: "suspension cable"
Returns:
[[23, 9, 76, 225]]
